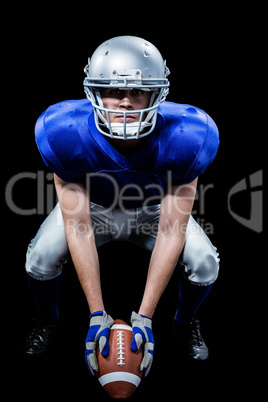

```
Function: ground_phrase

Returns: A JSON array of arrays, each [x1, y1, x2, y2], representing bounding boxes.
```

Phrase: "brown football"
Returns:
[[96, 319, 143, 399]]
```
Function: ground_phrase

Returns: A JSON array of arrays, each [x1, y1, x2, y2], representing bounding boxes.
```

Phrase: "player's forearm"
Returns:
[[67, 229, 104, 313], [138, 180, 197, 318], [138, 231, 185, 318], [54, 174, 104, 313]]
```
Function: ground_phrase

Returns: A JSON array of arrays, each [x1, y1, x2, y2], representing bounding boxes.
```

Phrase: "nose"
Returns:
[[119, 91, 133, 110]]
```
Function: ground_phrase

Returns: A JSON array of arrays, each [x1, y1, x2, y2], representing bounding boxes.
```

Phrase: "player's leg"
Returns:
[[25, 203, 68, 316], [24, 203, 69, 354], [175, 215, 219, 321], [173, 215, 219, 359]]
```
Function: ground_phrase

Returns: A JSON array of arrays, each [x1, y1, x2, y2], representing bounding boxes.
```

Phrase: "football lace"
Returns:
[[117, 331, 125, 366]]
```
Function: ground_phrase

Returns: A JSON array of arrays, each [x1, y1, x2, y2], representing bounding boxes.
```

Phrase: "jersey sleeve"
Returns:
[[170, 111, 219, 186], [183, 113, 219, 183], [35, 103, 85, 182], [155, 103, 219, 186]]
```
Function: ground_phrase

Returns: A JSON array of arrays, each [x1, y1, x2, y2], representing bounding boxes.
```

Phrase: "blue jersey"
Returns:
[[35, 99, 219, 208]]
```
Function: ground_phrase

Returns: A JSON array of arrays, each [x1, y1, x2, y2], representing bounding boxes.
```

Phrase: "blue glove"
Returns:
[[85, 310, 114, 375], [130, 311, 155, 376]]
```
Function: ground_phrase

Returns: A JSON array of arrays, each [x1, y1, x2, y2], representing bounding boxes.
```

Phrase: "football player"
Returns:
[[24, 36, 220, 374]]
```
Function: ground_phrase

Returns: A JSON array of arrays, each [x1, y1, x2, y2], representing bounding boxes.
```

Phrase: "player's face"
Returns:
[[101, 89, 151, 124]]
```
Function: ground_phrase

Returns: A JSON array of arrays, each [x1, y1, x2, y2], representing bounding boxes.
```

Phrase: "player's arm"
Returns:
[[54, 173, 104, 313], [138, 178, 198, 318]]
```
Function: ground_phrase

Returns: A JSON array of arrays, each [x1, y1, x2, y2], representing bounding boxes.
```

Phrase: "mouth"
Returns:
[[115, 114, 137, 123]]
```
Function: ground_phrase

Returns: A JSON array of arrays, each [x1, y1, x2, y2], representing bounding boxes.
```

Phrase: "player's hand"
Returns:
[[130, 311, 154, 377], [85, 310, 114, 375]]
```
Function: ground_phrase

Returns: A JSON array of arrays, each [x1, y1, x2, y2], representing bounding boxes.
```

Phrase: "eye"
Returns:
[[112, 89, 120, 94], [102, 88, 121, 97], [132, 89, 143, 95]]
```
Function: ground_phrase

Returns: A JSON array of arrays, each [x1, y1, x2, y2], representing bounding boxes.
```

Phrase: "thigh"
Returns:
[[26, 202, 116, 279], [180, 215, 220, 285], [26, 203, 69, 280]]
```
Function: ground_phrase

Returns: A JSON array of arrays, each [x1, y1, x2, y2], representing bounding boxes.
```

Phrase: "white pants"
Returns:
[[26, 203, 219, 286]]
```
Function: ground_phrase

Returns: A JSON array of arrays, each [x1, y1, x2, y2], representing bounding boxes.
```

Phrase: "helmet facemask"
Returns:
[[84, 85, 169, 140]]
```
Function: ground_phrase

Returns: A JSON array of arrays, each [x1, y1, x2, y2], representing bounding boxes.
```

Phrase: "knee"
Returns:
[[25, 234, 68, 280], [184, 247, 220, 286]]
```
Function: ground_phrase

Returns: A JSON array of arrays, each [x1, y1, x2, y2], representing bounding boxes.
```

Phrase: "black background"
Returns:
[[4, 6, 264, 400]]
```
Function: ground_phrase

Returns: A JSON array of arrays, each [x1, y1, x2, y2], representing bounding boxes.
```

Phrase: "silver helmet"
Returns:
[[83, 36, 170, 140]]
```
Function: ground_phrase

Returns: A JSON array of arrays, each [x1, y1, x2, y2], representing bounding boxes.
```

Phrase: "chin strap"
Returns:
[[102, 121, 153, 138]]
